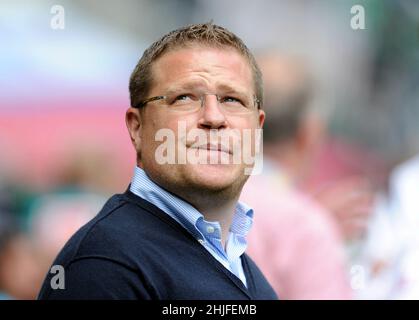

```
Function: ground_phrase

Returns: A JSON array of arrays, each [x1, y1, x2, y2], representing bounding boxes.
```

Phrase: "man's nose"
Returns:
[[197, 94, 227, 129]]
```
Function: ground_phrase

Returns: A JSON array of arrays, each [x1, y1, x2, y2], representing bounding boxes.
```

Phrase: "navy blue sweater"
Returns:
[[37, 189, 277, 300]]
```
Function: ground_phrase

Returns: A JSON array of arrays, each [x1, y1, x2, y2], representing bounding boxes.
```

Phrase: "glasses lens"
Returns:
[[165, 94, 200, 112], [219, 96, 255, 114]]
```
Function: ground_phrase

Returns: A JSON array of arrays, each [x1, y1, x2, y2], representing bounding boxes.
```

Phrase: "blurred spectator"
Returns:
[[0, 184, 41, 300], [312, 175, 375, 242], [358, 154, 419, 299], [27, 190, 106, 280], [242, 53, 352, 299], [24, 153, 109, 295], [0, 232, 42, 300], [0, 210, 18, 299], [0, 152, 108, 299]]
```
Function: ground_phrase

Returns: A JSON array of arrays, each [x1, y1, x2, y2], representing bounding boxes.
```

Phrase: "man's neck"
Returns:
[[173, 189, 240, 249], [194, 197, 239, 248]]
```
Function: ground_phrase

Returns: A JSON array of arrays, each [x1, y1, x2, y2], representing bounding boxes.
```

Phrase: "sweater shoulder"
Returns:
[[51, 192, 179, 269]]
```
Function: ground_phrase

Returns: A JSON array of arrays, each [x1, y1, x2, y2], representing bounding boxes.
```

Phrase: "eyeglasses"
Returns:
[[133, 92, 260, 115]]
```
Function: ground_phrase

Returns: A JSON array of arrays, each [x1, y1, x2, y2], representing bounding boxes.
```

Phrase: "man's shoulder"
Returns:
[[51, 191, 181, 269]]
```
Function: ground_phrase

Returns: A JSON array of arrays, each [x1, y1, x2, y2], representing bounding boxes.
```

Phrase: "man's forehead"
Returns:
[[150, 46, 253, 90]]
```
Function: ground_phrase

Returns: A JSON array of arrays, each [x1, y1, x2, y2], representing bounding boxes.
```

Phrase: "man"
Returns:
[[38, 23, 276, 299]]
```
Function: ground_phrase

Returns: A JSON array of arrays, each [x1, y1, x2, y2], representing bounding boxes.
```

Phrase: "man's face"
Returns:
[[128, 46, 265, 198]]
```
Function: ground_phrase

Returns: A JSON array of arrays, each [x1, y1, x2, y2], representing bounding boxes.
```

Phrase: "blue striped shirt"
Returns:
[[129, 166, 254, 287]]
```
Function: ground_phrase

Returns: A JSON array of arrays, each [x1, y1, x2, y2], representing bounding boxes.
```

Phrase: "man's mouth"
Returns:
[[189, 143, 232, 155]]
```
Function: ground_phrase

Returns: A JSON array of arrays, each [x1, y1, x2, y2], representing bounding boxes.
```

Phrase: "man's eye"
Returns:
[[167, 94, 193, 105], [222, 96, 244, 105], [174, 94, 192, 102]]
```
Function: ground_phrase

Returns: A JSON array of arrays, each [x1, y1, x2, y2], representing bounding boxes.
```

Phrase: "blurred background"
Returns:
[[0, 0, 418, 299]]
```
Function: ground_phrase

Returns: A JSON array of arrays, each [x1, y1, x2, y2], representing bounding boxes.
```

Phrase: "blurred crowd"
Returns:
[[1, 0, 418, 299]]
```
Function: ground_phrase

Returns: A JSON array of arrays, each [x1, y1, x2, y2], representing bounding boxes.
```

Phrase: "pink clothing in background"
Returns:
[[241, 162, 352, 299]]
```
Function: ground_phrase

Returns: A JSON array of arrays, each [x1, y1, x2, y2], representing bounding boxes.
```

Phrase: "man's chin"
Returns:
[[185, 163, 242, 191]]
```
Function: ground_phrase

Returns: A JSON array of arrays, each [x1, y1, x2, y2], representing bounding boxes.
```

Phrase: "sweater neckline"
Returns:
[[123, 187, 256, 299]]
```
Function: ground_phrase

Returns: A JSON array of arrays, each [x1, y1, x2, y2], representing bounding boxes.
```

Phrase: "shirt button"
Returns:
[[206, 226, 215, 234], [198, 239, 205, 244]]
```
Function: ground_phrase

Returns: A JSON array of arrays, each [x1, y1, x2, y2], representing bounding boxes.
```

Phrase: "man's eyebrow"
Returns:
[[164, 82, 250, 97], [216, 83, 249, 96], [165, 82, 206, 96]]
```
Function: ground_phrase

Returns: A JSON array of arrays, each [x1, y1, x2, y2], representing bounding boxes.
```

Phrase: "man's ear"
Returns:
[[125, 107, 143, 154]]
